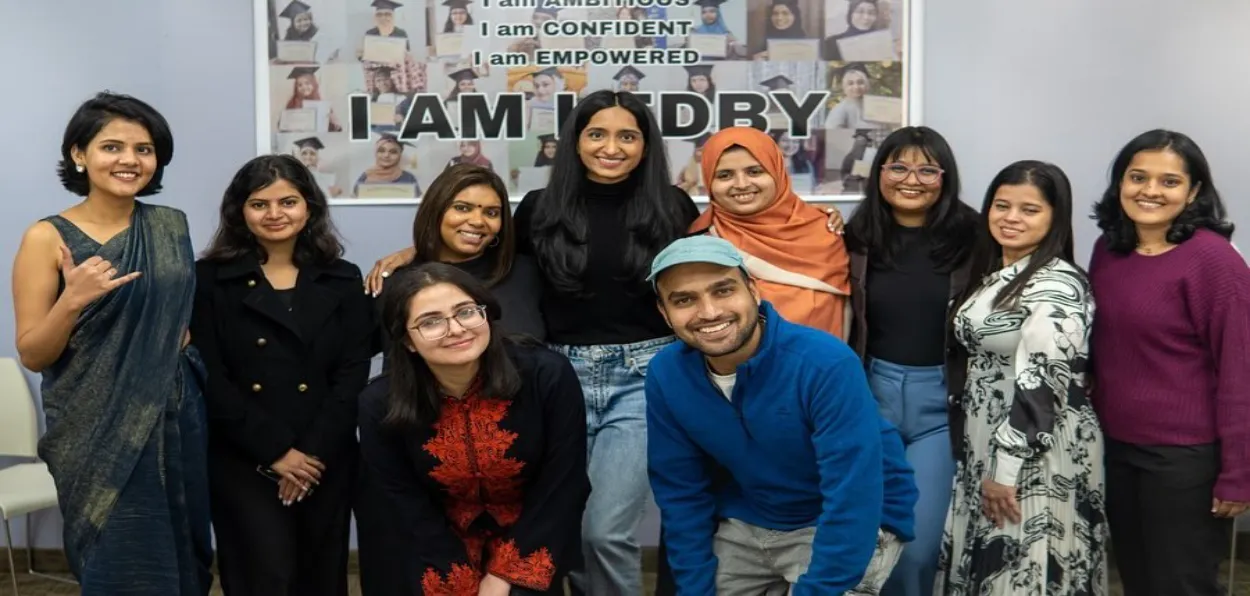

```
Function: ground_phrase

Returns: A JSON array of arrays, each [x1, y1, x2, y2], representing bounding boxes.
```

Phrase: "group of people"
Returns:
[[10, 87, 1249, 596]]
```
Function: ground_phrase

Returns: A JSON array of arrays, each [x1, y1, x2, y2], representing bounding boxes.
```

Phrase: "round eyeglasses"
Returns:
[[411, 304, 488, 341], [881, 162, 944, 185]]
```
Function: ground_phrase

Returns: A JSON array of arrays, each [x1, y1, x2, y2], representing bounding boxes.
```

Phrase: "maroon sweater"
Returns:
[[1090, 229, 1250, 500]]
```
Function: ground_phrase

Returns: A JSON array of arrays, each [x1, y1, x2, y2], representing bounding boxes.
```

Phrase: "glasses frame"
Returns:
[[410, 304, 489, 341], [881, 162, 945, 185]]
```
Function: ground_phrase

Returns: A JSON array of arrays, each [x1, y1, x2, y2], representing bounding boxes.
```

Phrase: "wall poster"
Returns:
[[253, 0, 923, 204]]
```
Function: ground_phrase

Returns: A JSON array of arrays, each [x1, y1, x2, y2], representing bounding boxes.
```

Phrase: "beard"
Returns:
[[690, 313, 760, 359]]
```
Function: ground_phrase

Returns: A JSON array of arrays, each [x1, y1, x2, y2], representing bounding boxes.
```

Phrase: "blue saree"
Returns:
[[38, 202, 213, 595]]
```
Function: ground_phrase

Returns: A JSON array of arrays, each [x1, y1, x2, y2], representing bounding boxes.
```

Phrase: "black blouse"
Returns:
[[357, 342, 589, 594]]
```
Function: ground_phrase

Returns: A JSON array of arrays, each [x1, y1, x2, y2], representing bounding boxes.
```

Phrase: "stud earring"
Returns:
[[75, 164, 84, 173]]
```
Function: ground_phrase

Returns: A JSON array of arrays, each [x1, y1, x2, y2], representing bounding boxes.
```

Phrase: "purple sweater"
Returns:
[[1090, 229, 1250, 500]]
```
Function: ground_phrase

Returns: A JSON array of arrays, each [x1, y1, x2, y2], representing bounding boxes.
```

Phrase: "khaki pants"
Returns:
[[712, 519, 902, 595]]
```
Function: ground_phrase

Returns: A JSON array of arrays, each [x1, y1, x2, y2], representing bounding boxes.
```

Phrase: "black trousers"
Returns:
[[1106, 439, 1233, 596], [209, 448, 355, 596]]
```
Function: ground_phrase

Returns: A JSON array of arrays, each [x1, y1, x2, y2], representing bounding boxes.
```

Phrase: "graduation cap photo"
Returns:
[[442, 0, 473, 7], [613, 65, 645, 82], [533, 3, 562, 18], [537, 133, 556, 145], [279, 0, 312, 19], [683, 64, 715, 79], [759, 73, 794, 90], [293, 136, 325, 150], [534, 66, 563, 79], [372, 0, 403, 10], [693, 0, 728, 7], [448, 66, 480, 83], [287, 66, 320, 79]]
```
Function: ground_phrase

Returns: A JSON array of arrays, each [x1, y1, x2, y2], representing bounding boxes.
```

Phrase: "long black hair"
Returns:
[[1092, 129, 1234, 254], [380, 263, 522, 429], [202, 154, 344, 265], [843, 126, 978, 271], [528, 90, 689, 295], [412, 163, 515, 285], [955, 160, 1079, 311]]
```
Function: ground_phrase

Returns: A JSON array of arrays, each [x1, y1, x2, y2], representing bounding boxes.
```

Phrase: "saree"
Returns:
[[38, 202, 212, 595]]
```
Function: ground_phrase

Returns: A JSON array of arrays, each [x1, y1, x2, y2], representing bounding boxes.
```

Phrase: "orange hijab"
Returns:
[[689, 126, 851, 339]]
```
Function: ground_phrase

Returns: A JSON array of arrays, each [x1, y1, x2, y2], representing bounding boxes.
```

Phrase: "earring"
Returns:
[[75, 164, 84, 173], [489, 235, 501, 248]]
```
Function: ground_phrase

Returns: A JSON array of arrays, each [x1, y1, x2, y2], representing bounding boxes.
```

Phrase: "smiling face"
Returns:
[[657, 262, 761, 362], [1118, 148, 1198, 233], [701, 5, 719, 23], [542, 140, 557, 158], [988, 182, 1052, 261], [375, 8, 395, 27], [841, 70, 869, 99], [533, 74, 558, 100], [296, 74, 316, 98], [689, 75, 711, 93], [618, 75, 639, 92], [297, 145, 319, 168], [373, 71, 394, 93], [451, 7, 468, 24], [376, 139, 403, 168], [242, 178, 310, 247], [293, 12, 314, 32], [405, 283, 491, 368], [71, 118, 158, 200], [438, 184, 503, 262], [770, 3, 795, 30], [457, 78, 476, 93], [878, 146, 943, 224], [849, 1, 878, 30], [709, 147, 778, 216], [577, 106, 644, 184]]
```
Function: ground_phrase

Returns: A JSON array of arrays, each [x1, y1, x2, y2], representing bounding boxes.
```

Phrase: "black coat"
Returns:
[[190, 255, 376, 467]]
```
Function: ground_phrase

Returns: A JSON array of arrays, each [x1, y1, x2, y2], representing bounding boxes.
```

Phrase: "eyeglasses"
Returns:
[[411, 305, 488, 341], [881, 162, 944, 184]]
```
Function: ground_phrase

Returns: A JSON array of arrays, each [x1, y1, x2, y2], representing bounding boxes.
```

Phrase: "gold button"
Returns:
[[297, 383, 309, 392], [251, 383, 262, 392], [247, 279, 257, 287], [256, 338, 267, 347]]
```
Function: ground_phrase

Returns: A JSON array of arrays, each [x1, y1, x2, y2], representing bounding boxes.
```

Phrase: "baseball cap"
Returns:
[[647, 235, 747, 290]]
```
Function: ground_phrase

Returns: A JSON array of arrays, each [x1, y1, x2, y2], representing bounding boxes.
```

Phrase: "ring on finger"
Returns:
[[381, 270, 390, 277]]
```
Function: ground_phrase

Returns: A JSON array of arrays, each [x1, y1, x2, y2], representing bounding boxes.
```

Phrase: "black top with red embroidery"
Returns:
[[358, 342, 589, 595]]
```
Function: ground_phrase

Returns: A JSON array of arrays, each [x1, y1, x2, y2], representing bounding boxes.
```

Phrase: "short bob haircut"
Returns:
[[58, 91, 175, 197], [379, 262, 522, 428], [412, 163, 515, 285], [1092, 129, 1234, 254], [201, 154, 344, 266], [843, 126, 979, 271]]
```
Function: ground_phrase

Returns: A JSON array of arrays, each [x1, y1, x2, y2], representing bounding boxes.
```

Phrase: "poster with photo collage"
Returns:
[[255, 0, 918, 203]]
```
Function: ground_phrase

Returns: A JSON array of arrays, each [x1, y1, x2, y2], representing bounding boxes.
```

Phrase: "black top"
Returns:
[[190, 256, 376, 466], [512, 182, 701, 346], [356, 342, 590, 594], [865, 225, 950, 366], [275, 287, 295, 311]]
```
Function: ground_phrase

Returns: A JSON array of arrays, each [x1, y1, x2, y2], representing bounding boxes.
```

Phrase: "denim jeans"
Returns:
[[867, 358, 955, 596], [549, 336, 674, 596]]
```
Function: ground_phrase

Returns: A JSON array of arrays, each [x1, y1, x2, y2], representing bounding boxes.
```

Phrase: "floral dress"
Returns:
[[936, 255, 1108, 595]]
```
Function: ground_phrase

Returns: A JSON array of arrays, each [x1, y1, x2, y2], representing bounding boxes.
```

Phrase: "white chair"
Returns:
[[0, 357, 75, 594]]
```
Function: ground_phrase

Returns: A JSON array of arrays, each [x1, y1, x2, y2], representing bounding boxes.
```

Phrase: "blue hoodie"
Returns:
[[647, 301, 917, 595]]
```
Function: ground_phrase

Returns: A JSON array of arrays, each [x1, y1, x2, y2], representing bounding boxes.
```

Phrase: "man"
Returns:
[[645, 236, 917, 595]]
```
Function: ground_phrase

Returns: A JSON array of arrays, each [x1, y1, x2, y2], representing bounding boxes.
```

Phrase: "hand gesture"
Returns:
[[278, 476, 309, 506], [270, 448, 325, 491], [58, 245, 141, 311], [365, 246, 418, 297]]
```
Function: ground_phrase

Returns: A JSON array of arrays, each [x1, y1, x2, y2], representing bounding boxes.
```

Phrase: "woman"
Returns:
[[937, 160, 1106, 595], [533, 134, 557, 166], [683, 64, 717, 104], [353, 134, 421, 197], [824, 63, 886, 131], [674, 133, 709, 195], [691, 126, 851, 338], [284, 66, 343, 132], [191, 155, 372, 595], [368, 66, 404, 134], [822, 0, 888, 61], [755, 0, 808, 59], [686, 0, 747, 59], [843, 125, 978, 596], [367, 90, 700, 595], [277, 0, 341, 63], [528, 67, 564, 132], [11, 92, 212, 593], [446, 140, 495, 171], [358, 263, 590, 595], [442, 0, 474, 32], [1089, 130, 1250, 596]]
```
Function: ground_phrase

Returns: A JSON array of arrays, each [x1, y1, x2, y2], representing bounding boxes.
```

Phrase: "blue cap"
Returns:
[[647, 235, 746, 289]]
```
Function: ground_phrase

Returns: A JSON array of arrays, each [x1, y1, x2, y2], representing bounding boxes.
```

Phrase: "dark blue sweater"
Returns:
[[646, 301, 917, 595]]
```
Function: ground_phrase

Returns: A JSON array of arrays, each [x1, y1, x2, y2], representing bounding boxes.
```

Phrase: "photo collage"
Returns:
[[264, 0, 909, 201]]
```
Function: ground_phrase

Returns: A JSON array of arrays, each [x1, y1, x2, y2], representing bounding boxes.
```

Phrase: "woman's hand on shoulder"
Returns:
[[823, 206, 845, 235], [365, 246, 418, 297]]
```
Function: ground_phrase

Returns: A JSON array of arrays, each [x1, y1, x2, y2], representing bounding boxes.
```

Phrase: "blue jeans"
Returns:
[[868, 358, 955, 596], [550, 336, 674, 596]]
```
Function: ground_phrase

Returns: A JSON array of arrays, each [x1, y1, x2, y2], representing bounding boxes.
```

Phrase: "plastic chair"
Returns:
[[0, 357, 75, 594]]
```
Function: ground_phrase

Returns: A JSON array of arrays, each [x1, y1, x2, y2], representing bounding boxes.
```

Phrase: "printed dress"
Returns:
[[936, 256, 1108, 595]]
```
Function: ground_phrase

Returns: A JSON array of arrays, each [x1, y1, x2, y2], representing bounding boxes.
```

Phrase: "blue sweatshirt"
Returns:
[[647, 301, 916, 595]]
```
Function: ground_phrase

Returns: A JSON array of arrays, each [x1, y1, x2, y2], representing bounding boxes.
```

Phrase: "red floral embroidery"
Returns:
[[487, 539, 557, 590], [421, 563, 480, 596]]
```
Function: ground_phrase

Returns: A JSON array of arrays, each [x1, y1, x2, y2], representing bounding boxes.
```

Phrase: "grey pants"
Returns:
[[713, 519, 902, 596]]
